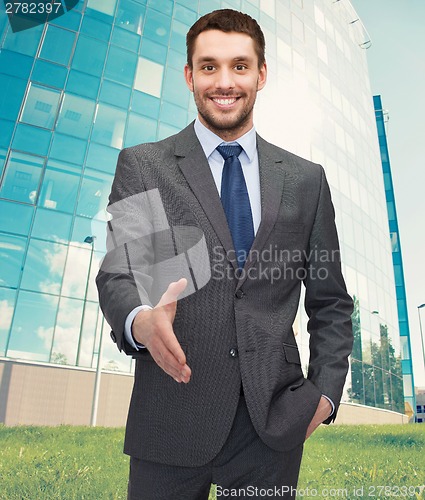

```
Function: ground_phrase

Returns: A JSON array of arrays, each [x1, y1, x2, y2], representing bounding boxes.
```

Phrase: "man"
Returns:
[[96, 9, 353, 499]]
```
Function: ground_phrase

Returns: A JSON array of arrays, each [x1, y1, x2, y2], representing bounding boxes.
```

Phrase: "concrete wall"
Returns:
[[336, 402, 408, 425], [0, 359, 408, 427], [0, 358, 132, 426]]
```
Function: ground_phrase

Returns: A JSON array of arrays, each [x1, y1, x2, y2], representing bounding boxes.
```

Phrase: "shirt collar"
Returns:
[[194, 117, 257, 162]]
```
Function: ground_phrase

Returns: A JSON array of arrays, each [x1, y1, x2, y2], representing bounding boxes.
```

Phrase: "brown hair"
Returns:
[[186, 9, 266, 69]]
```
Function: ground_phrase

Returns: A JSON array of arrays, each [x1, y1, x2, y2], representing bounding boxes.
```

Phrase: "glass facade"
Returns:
[[373, 95, 415, 417], [0, 1, 405, 413]]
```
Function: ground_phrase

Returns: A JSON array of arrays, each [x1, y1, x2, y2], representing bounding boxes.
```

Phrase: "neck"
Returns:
[[197, 114, 254, 142]]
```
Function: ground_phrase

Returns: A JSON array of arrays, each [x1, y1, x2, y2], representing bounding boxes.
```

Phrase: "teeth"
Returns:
[[213, 98, 236, 105]]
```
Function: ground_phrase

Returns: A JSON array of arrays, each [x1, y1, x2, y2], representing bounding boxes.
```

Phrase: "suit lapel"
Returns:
[[174, 124, 288, 279], [175, 123, 239, 271], [237, 135, 286, 288]]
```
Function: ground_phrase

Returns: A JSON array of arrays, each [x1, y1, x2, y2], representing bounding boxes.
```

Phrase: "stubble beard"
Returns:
[[193, 87, 257, 139]]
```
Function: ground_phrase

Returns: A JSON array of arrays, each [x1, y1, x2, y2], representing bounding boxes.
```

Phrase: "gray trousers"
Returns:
[[127, 394, 304, 499]]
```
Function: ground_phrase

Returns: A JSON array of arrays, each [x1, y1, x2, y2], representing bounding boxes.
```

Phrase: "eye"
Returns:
[[203, 65, 215, 71], [235, 64, 247, 71]]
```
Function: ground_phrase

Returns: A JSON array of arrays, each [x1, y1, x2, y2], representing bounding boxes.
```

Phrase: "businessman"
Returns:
[[96, 9, 353, 499]]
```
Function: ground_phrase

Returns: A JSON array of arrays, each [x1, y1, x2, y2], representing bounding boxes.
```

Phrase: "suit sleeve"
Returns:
[[304, 165, 354, 423], [96, 147, 155, 355]]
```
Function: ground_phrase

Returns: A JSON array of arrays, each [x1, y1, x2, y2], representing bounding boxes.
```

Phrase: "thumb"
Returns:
[[157, 278, 188, 308]]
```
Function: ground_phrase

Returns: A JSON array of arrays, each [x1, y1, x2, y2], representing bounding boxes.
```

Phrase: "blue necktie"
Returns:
[[217, 144, 254, 269]]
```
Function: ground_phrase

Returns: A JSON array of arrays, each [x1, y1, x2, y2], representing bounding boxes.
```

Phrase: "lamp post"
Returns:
[[418, 304, 425, 372], [79, 236, 103, 427], [76, 236, 96, 366]]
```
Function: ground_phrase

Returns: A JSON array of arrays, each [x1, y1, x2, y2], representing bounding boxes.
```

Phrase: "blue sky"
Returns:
[[351, 0, 425, 387]]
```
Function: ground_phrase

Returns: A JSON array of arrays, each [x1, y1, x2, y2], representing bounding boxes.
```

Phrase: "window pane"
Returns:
[[0, 74, 27, 121], [0, 49, 33, 79], [72, 35, 108, 77], [99, 80, 131, 109], [51, 297, 84, 366], [56, 93, 96, 140], [32, 60, 68, 89], [0, 200, 34, 235], [78, 302, 101, 368], [134, 57, 163, 98], [175, 0, 197, 11], [0, 234, 26, 287], [86, 0, 117, 16], [0, 288, 16, 356], [100, 314, 132, 371], [125, 113, 157, 147], [12, 123, 52, 156], [20, 83, 61, 129], [173, 3, 196, 25], [2, 23, 43, 56], [143, 9, 171, 46], [166, 48, 186, 70], [70, 217, 90, 247], [31, 208, 73, 242], [104, 46, 137, 86], [76, 168, 113, 218], [148, 0, 173, 16], [85, 142, 119, 174], [161, 101, 187, 128], [116, 0, 145, 34], [49, 9, 82, 31], [0, 151, 44, 204], [38, 160, 81, 213], [7, 290, 59, 362], [170, 19, 187, 55], [61, 245, 92, 299], [21, 239, 67, 294], [80, 15, 112, 41], [0, 119, 14, 149], [111, 26, 140, 52], [39, 25, 77, 66], [162, 66, 190, 107], [66, 70, 100, 100], [50, 133, 87, 165], [158, 122, 180, 141], [131, 90, 160, 118], [91, 103, 126, 148], [140, 38, 167, 64]]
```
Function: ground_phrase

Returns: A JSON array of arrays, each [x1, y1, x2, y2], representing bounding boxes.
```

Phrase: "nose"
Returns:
[[214, 68, 235, 90]]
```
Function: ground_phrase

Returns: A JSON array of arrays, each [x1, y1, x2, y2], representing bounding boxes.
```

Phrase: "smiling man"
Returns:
[[96, 9, 353, 500]]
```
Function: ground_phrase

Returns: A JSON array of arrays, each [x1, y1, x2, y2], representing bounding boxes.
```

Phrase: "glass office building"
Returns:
[[0, 0, 405, 414], [373, 95, 415, 416]]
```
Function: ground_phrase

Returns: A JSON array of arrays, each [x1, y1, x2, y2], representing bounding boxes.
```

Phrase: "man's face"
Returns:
[[184, 30, 267, 141]]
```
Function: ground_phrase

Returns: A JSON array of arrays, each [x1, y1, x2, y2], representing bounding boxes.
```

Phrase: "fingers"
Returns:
[[147, 323, 191, 383], [157, 278, 188, 308], [132, 281, 191, 383], [154, 346, 191, 383]]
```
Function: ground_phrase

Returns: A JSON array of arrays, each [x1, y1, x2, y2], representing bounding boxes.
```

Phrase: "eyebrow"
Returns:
[[195, 56, 255, 65]]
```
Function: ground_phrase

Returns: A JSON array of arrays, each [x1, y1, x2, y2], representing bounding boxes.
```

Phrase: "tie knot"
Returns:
[[216, 144, 243, 160]]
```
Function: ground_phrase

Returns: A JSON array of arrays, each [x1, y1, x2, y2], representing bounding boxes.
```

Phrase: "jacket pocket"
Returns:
[[282, 342, 301, 364]]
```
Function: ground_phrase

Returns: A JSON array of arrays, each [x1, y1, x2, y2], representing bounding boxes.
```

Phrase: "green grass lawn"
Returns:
[[0, 424, 424, 499]]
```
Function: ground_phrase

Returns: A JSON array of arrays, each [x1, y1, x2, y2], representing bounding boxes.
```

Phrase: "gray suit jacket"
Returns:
[[96, 122, 353, 467]]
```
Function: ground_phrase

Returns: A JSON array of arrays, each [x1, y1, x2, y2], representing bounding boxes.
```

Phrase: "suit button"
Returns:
[[235, 290, 245, 299], [229, 348, 238, 358], [110, 330, 117, 343]]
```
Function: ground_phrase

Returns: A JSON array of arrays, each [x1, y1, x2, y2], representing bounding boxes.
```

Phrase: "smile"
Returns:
[[211, 97, 238, 106]]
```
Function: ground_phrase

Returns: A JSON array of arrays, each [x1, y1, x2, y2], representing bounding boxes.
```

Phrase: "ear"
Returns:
[[257, 62, 267, 91], [184, 64, 194, 92]]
